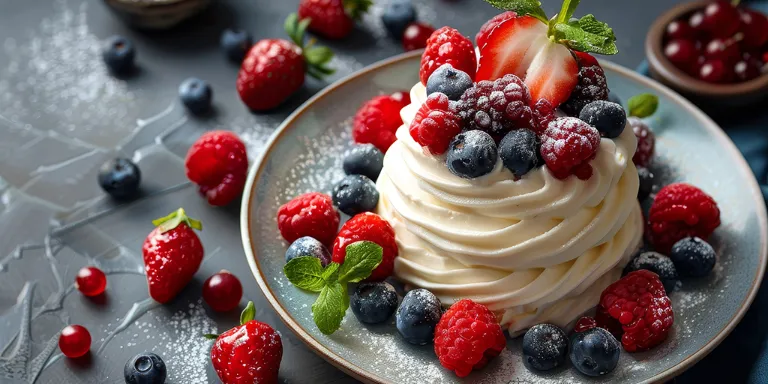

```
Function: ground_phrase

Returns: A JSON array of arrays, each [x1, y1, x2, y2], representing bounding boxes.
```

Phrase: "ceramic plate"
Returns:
[[241, 51, 768, 384]]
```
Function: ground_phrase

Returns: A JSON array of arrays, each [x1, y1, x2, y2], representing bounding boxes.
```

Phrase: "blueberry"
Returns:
[[637, 167, 655, 201], [351, 282, 399, 324], [426, 64, 474, 101], [446, 130, 498, 179], [220, 28, 252, 63], [579, 100, 627, 138], [381, 0, 417, 40], [396, 288, 442, 345], [343, 144, 384, 182], [624, 252, 678, 292], [179, 78, 213, 115], [102, 35, 135, 73], [285, 236, 331, 266], [570, 327, 620, 377], [98, 158, 141, 199], [669, 237, 717, 277], [499, 129, 541, 178], [332, 174, 379, 216], [124, 352, 166, 384], [522, 324, 568, 371]]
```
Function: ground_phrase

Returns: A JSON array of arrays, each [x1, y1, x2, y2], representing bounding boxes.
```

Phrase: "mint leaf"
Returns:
[[579, 15, 615, 39], [240, 301, 256, 324], [628, 93, 659, 118], [311, 281, 349, 335], [283, 257, 326, 292], [337, 241, 383, 283], [321, 262, 340, 283], [483, 0, 548, 23], [552, 15, 618, 55], [556, 0, 581, 24]]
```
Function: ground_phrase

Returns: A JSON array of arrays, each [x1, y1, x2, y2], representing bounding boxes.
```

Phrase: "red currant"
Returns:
[[739, 9, 768, 49], [698, 59, 731, 83], [402, 22, 436, 51], [665, 20, 695, 40], [75, 266, 107, 297], [59, 325, 91, 358], [202, 270, 243, 312], [664, 39, 698, 71], [702, 1, 741, 38], [734, 60, 761, 82], [704, 38, 740, 64]]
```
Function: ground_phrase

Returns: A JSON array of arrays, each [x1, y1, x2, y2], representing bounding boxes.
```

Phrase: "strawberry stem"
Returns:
[[240, 301, 256, 325], [151, 208, 203, 233], [284, 13, 335, 80]]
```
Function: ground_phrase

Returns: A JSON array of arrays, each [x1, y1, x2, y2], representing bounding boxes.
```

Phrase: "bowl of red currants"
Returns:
[[646, 0, 768, 108]]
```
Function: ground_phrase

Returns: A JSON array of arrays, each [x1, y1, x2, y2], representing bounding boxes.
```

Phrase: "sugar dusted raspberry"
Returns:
[[648, 183, 720, 253], [630, 117, 655, 167], [475, 11, 517, 49], [560, 52, 609, 116], [455, 74, 536, 140], [332, 213, 398, 281], [540, 117, 601, 180], [532, 98, 555, 135], [409, 93, 463, 155], [353, 94, 410, 153], [419, 27, 476, 85], [277, 192, 340, 246]]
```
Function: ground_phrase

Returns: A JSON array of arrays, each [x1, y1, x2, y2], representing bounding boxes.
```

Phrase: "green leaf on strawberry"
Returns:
[[284, 13, 335, 80], [485, 0, 548, 23], [240, 301, 256, 324], [151, 207, 202, 233], [343, 0, 373, 21]]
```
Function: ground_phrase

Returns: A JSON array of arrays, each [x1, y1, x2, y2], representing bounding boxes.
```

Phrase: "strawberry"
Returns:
[[142, 208, 204, 304], [298, 0, 371, 40], [237, 14, 335, 111]]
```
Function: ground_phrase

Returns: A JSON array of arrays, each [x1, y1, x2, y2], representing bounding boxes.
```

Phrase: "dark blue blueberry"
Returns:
[[102, 35, 135, 73], [178, 78, 213, 115], [343, 144, 384, 182], [637, 167, 655, 201], [285, 236, 331, 266], [499, 129, 541, 178], [381, 0, 417, 40], [332, 174, 379, 216], [570, 327, 620, 377], [351, 282, 399, 324], [608, 91, 622, 106], [426, 64, 474, 101], [98, 158, 141, 199], [396, 288, 442, 345], [522, 324, 568, 371], [446, 130, 498, 179], [124, 352, 166, 384], [669, 237, 717, 277], [579, 100, 627, 138], [220, 28, 252, 63], [624, 251, 678, 292]]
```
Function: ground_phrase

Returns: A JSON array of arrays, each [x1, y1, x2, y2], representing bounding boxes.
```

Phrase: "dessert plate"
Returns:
[[241, 50, 767, 384]]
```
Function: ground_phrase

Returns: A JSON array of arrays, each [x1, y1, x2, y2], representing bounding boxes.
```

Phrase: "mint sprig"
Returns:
[[485, 0, 548, 23], [627, 93, 659, 118], [283, 241, 383, 335]]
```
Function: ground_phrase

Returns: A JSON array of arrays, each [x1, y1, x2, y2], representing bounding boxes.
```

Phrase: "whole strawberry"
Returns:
[[185, 130, 248, 207], [237, 14, 334, 111], [142, 208, 204, 304], [209, 302, 283, 384], [298, 0, 371, 40]]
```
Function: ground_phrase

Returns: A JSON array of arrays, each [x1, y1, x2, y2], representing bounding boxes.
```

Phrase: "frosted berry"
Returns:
[[426, 64, 474, 101], [522, 324, 568, 371], [648, 183, 720, 253], [499, 129, 541, 178], [285, 236, 332, 266], [332, 213, 398, 281], [351, 282, 399, 324], [540, 117, 601, 180], [59, 325, 91, 358], [455, 74, 536, 140], [669, 237, 717, 277], [332, 174, 380, 216], [624, 252, 678, 292], [446, 130, 499, 179], [396, 289, 442, 345], [570, 327, 621, 377], [409, 92, 463, 155], [203, 270, 243, 312], [277, 192, 340, 245], [419, 26, 476, 84], [630, 117, 655, 167], [75, 266, 107, 297], [560, 52, 609, 116]]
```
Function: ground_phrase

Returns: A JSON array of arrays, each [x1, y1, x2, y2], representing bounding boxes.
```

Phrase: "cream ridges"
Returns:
[[376, 82, 643, 335]]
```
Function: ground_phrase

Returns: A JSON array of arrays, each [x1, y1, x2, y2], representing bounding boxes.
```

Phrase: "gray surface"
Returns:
[[0, 0, 690, 383]]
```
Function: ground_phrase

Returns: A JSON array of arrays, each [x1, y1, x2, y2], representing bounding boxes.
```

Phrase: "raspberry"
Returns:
[[595, 306, 624, 339], [540, 117, 601, 180], [599, 270, 674, 352], [332, 212, 398, 281], [419, 27, 476, 85], [277, 192, 340, 246], [574, 316, 597, 333], [185, 131, 249, 206], [475, 11, 517, 49], [409, 93, 463, 155], [560, 52, 609, 116], [647, 183, 720, 253], [455, 75, 536, 140], [532, 98, 555, 135], [630, 117, 655, 167], [352, 94, 410, 153], [433, 299, 506, 377]]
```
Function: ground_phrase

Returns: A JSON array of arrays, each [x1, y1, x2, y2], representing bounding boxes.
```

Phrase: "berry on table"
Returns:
[[102, 35, 135, 73], [409, 93, 463, 155], [637, 166, 655, 201], [560, 52, 609, 117], [579, 100, 627, 139], [285, 236, 332, 266], [331, 174, 380, 216], [419, 26, 476, 84], [297, 0, 371, 40], [499, 129, 541, 178], [403, 22, 437, 51], [59, 325, 91, 358], [396, 289, 442, 345], [739, 8, 768, 49], [570, 327, 621, 377], [124, 352, 167, 384], [647, 183, 720, 253], [332, 212, 397, 281], [475, 11, 517, 49], [203, 270, 243, 312], [350, 282, 399, 324], [665, 20, 694, 41], [178, 78, 213, 115], [630, 117, 655, 167], [277, 192, 340, 246], [701, 0, 741, 38], [624, 252, 678, 292], [185, 130, 248, 206], [426, 64, 474, 101], [220, 28, 252, 63], [454, 74, 536, 140], [540, 117, 601, 180], [381, 0, 416, 40], [663, 39, 698, 73], [446, 130, 499, 179], [97, 157, 141, 199], [352, 93, 410, 153], [522, 324, 568, 371], [433, 299, 506, 377], [669, 237, 717, 277], [343, 144, 384, 182], [75, 266, 107, 297]]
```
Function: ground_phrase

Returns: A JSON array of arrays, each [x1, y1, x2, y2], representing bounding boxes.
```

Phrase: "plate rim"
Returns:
[[240, 50, 768, 384]]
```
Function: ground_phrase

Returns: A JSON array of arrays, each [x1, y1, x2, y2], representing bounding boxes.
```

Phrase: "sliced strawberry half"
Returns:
[[475, 16, 548, 81], [524, 42, 579, 106]]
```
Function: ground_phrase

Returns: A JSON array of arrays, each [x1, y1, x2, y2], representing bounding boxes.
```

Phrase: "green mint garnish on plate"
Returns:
[[283, 241, 383, 335], [627, 93, 659, 118]]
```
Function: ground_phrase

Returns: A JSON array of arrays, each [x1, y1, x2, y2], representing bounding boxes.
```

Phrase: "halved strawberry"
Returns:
[[524, 43, 579, 106], [475, 16, 548, 81]]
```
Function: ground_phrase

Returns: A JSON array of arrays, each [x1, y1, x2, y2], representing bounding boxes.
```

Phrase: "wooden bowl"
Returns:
[[102, 0, 211, 30], [645, 0, 768, 110]]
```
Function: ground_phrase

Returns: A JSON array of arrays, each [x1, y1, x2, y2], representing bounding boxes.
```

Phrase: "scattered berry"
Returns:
[[124, 352, 167, 384], [579, 100, 627, 138], [475, 11, 517, 49], [570, 327, 621, 377], [351, 282, 399, 324], [648, 183, 720, 253], [343, 144, 384, 182], [220, 29, 252, 63], [499, 129, 540, 178], [277, 192, 340, 245], [381, 0, 417, 40], [419, 26, 476, 85], [332, 212, 397, 281], [561, 52, 609, 116], [630, 117, 655, 167], [102, 35, 135, 73], [396, 289, 442, 345], [434, 299, 506, 377], [59, 325, 91, 358], [353, 93, 410, 153], [98, 157, 141, 199], [408, 92, 463, 155], [403, 22, 436, 51], [624, 252, 678, 292], [540, 117, 601, 180], [637, 167, 655, 201], [203, 271, 243, 312], [532, 98, 555, 134], [446, 130, 499, 179], [184, 130, 248, 206], [298, 0, 370, 39], [455, 74, 536, 139], [178, 78, 213, 115], [739, 8, 768, 49], [574, 316, 597, 333], [331, 174, 380, 216], [75, 266, 107, 297], [522, 324, 568, 371], [669, 237, 717, 277], [285, 236, 332, 266], [426, 64, 474, 101]]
